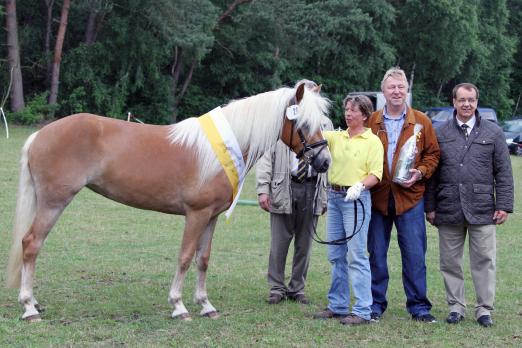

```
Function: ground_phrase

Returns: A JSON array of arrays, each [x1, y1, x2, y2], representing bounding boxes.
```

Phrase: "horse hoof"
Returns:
[[175, 313, 192, 321], [23, 314, 42, 322], [202, 311, 220, 319], [35, 304, 45, 313]]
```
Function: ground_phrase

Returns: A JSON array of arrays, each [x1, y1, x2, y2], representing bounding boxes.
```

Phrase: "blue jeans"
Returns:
[[367, 196, 432, 316], [326, 189, 372, 320]]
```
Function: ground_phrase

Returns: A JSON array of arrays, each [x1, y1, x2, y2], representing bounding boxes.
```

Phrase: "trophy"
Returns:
[[393, 124, 423, 184]]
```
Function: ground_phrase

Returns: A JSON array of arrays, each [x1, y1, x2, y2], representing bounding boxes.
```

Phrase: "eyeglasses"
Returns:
[[456, 98, 477, 104]]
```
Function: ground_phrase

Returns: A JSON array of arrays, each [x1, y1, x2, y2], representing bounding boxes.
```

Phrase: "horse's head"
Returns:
[[280, 82, 332, 173]]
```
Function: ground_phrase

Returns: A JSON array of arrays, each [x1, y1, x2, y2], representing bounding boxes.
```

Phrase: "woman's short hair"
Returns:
[[343, 94, 374, 119]]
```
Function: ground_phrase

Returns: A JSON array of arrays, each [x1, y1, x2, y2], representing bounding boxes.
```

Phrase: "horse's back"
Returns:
[[26, 114, 230, 215]]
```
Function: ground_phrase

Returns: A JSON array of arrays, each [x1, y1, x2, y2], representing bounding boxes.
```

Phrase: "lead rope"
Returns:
[[310, 182, 365, 245]]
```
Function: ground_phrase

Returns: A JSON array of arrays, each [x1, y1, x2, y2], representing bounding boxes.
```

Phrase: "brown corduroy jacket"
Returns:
[[367, 107, 440, 216]]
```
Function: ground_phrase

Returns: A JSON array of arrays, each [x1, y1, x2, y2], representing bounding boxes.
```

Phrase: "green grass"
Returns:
[[1, 125, 522, 347]]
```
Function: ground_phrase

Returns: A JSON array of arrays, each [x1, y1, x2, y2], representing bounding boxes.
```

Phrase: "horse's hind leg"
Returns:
[[194, 216, 218, 318], [168, 211, 213, 321], [19, 206, 65, 321]]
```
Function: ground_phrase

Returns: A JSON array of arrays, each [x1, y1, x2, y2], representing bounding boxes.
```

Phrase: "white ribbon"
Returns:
[[206, 107, 246, 220]]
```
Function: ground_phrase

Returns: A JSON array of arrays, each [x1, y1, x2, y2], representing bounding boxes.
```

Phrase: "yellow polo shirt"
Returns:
[[323, 128, 384, 186]]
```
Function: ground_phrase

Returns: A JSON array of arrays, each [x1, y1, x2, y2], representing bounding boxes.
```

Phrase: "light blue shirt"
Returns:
[[383, 106, 407, 172]]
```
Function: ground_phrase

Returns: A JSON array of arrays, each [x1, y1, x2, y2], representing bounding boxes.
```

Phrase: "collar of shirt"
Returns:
[[383, 105, 407, 120], [343, 127, 372, 139], [456, 115, 476, 130]]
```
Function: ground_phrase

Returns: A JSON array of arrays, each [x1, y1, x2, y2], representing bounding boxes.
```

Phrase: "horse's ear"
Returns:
[[296, 83, 305, 103], [312, 84, 322, 93]]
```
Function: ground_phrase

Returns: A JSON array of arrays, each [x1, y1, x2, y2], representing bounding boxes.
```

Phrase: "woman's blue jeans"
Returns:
[[326, 189, 372, 320]]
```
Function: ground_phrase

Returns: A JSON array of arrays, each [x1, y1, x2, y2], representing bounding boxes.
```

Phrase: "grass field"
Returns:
[[1, 125, 521, 347]]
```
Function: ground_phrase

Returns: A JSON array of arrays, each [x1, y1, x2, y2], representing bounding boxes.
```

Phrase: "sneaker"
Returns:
[[412, 313, 437, 323], [287, 293, 310, 305], [339, 313, 370, 326], [370, 312, 382, 322], [267, 293, 284, 305], [446, 312, 464, 324], [313, 308, 347, 320]]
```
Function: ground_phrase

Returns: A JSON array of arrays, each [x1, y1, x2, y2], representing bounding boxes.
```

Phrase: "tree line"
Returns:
[[2, 0, 521, 127]]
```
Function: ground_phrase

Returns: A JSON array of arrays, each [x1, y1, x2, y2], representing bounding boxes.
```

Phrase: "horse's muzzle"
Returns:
[[314, 158, 330, 173], [311, 149, 331, 173]]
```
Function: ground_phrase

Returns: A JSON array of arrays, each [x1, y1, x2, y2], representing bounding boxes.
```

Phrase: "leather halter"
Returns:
[[285, 97, 328, 165]]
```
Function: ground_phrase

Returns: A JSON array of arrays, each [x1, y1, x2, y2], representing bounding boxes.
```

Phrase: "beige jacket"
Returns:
[[255, 118, 333, 215]]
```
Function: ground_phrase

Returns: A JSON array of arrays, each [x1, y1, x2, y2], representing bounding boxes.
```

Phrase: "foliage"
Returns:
[[7, 92, 57, 125], [458, 0, 516, 119], [0, 0, 521, 124]]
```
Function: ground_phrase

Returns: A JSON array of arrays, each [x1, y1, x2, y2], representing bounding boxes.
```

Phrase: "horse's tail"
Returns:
[[6, 132, 39, 289]]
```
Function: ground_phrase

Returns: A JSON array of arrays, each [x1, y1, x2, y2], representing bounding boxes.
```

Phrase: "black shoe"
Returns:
[[287, 293, 310, 305], [370, 312, 382, 322], [267, 293, 284, 305], [446, 312, 464, 324], [477, 315, 493, 327], [412, 313, 437, 323]]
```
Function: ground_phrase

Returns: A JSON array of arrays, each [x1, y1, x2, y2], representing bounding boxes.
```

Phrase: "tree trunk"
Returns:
[[170, 0, 251, 122], [44, 0, 55, 87], [84, 6, 97, 44], [216, 0, 250, 24], [84, 1, 112, 46], [5, 0, 25, 112], [48, 0, 71, 110]]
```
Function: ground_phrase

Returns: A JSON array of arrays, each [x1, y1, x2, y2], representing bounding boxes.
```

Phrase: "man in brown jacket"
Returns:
[[367, 67, 440, 323]]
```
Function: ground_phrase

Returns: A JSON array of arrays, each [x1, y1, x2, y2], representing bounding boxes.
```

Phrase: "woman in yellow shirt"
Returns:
[[313, 95, 384, 325]]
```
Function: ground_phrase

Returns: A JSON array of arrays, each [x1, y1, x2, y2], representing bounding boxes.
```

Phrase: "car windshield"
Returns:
[[480, 110, 496, 121], [431, 110, 452, 121], [502, 120, 522, 133]]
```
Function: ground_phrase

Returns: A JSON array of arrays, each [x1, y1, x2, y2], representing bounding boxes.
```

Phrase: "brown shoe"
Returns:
[[313, 308, 347, 320], [288, 293, 310, 305], [267, 293, 284, 304], [339, 313, 370, 326]]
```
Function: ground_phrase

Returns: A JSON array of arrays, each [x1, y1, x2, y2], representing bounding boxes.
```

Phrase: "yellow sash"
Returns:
[[198, 113, 240, 199]]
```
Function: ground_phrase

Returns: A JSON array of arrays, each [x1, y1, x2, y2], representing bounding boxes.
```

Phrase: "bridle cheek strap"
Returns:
[[295, 128, 328, 163]]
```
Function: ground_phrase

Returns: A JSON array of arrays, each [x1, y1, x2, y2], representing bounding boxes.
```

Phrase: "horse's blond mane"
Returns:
[[168, 86, 330, 185]]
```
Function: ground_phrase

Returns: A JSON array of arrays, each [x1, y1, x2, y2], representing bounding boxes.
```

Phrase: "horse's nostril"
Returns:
[[316, 159, 329, 173]]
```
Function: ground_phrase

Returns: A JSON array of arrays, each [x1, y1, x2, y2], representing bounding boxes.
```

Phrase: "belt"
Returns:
[[330, 184, 351, 192], [291, 176, 317, 183]]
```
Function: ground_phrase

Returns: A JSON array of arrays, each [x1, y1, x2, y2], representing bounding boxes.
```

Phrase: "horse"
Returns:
[[6, 82, 331, 322]]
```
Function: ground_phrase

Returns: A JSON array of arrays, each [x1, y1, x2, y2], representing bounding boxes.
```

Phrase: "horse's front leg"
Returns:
[[168, 211, 213, 321], [194, 216, 219, 318]]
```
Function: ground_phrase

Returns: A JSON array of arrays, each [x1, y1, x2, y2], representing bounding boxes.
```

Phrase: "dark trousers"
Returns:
[[367, 196, 433, 316]]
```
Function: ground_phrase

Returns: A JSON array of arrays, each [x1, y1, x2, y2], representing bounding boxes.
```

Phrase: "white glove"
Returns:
[[344, 182, 365, 201]]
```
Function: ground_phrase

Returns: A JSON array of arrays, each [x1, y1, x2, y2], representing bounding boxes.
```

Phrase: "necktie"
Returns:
[[461, 124, 469, 140], [296, 158, 309, 183]]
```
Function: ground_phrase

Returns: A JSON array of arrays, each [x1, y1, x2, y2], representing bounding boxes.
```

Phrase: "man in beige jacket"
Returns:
[[256, 112, 332, 305]]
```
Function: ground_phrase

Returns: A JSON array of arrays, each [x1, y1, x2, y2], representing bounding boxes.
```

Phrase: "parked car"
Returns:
[[501, 119, 522, 155], [424, 107, 499, 128]]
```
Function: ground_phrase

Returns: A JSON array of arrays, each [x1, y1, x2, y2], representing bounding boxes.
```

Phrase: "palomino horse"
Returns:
[[6, 82, 331, 321]]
